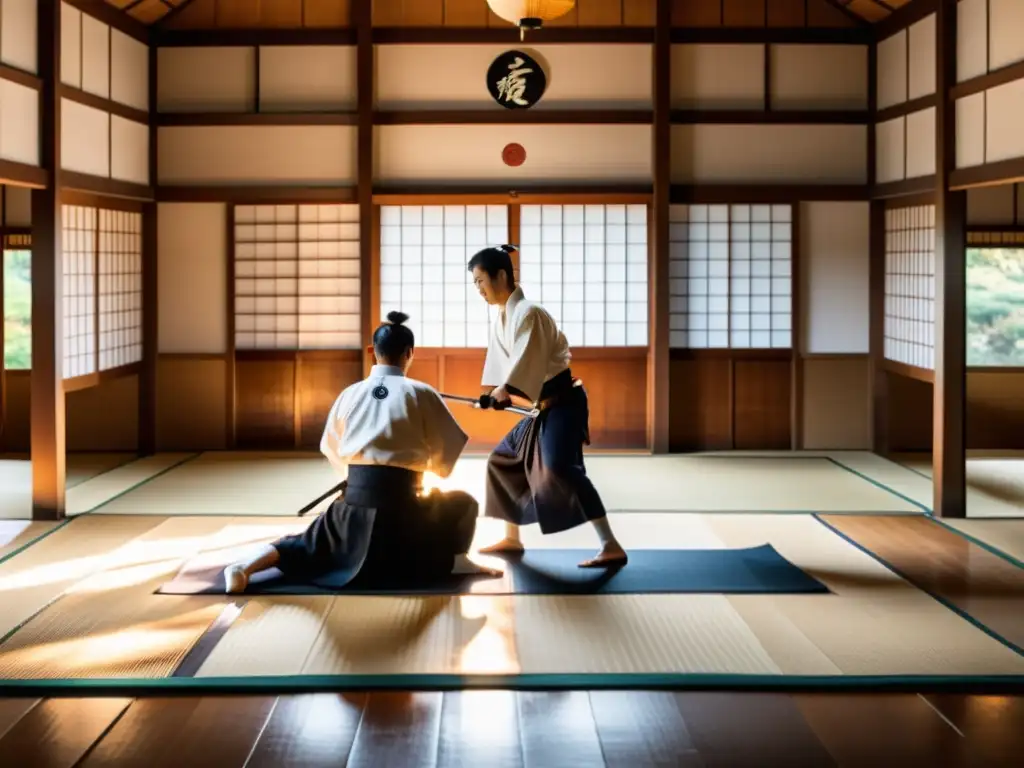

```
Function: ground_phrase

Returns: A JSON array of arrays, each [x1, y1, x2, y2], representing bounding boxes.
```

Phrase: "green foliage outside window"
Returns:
[[3, 250, 31, 370], [967, 247, 1024, 366]]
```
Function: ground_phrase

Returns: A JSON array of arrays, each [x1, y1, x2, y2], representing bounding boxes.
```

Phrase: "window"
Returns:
[[518, 204, 648, 347], [2, 248, 30, 370], [668, 204, 792, 349], [884, 205, 935, 369], [379, 205, 506, 347], [967, 246, 1024, 366], [63, 204, 97, 379], [234, 204, 361, 350], [98, 209, 143, 370]]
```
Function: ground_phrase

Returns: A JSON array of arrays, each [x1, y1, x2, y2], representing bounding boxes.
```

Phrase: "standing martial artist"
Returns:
[[223, 312, 501, 593], [468, 245, 628, 568]]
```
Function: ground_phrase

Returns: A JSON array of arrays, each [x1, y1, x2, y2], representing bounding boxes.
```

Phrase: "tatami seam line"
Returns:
[[811, 514, 1024, 659], [823, 456, 933, 514]]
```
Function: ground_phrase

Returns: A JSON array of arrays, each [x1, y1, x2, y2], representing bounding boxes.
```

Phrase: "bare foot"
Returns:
[[578, 542, 628, 569], [224, 565, 249, 594], [452, 554, 504, 578], [477, 538, 526, 556]]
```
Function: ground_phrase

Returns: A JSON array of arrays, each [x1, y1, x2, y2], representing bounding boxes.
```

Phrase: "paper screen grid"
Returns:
[[884, 205, 935, 370], [518, 204, 648, 347], [62, 205, 96, 378], [98, 209, 143, 370], [668, 204, 792, 349], [379, 205, 507, 347], [234, 204, 361, 350]]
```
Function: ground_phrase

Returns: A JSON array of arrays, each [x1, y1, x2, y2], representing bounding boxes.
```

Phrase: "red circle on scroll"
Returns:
[[502, 143, 526, 167]]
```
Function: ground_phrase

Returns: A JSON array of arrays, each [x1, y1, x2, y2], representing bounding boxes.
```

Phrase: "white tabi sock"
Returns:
[[590, 516, 617, 546]]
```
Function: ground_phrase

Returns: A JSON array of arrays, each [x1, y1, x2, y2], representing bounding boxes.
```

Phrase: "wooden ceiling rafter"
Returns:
[[95, 0, 924, 27]]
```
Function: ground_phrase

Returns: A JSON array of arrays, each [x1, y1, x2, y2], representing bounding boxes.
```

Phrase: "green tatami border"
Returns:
[[0, 672, 1022, 697], [824, 456, 932, 514]]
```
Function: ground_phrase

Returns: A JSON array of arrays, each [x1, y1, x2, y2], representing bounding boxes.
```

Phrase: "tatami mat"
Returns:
[[189, 513, 1024, 680], [0, 453, 194, 520], [430, 454, 921, 513], [890, 453, 1024, 518], [88, 452, 341, 517], [942, 519, 1024, 566]]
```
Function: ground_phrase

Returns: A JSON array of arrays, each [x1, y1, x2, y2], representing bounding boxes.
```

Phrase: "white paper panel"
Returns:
[[875, 118, 905, 184], [377, 44, 652, 109], [883, 205, 935, 371], [670, 125, 866, 184], [61, 98, 109, 177], [769, 45, 868, 110], [60, 1, 81, 87], [877, 30, 908, 109], [4, 185, 30, 226], [985, 78, 1024, 164], [111, 29, 148, 111], [957, 0, 988, 83], [989, 0, 1024, 71], [110, 117, 149, 185], [904, 108, 936, 178], [158, 203, 228, 354], [800, 202, 869, 355], [1, 0, 37, 73], [80, 13, 109, 98], [62, 204, 97, 379], [157, 47, 255, 112], [907, 15, 936, 99], [670, 44, 764, 109], [158, 126, 357, 184], [259, 46, 356, 111], [376, 125, 651, 184], [955, 93, 985, 169], [966, 186, 1016, 225], [0, 79, 38, 165]]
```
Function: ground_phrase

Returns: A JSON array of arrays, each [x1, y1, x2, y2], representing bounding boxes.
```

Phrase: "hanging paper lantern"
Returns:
[[487, 0, 576, 38]]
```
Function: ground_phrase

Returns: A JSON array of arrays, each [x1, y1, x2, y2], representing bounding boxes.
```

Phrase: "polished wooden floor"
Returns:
[[0, 690, 1020, 767]]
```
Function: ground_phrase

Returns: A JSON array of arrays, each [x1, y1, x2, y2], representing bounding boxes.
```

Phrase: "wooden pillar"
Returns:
[[648, 0, 670, 454], [933, 0, 967, 517], [356, 0, 373, 377], [30, 0, 65, 520], [868, 200, 888, 454], [139, 40, 158, 456]]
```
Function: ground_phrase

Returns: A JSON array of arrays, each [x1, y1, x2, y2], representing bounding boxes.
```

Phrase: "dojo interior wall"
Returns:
[[0, 2, 149, 454]]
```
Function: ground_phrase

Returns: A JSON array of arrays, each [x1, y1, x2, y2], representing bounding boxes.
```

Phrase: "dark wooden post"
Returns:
[[356, 0, 373, 378], [30, 0, 65, 520], [139, 39, 158, 456], [649, 0, 670, 454], [933, 0, 967, 517]]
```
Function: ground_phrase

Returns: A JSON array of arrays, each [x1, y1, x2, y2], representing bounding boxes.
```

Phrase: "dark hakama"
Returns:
[[272, 465, 477, 588], [485, 369, 608, 535]]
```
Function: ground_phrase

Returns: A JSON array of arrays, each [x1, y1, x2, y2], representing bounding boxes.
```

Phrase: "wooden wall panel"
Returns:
[[110, 29, 149, 112], [157, 126, 358, 185], [569, 353, 647, 448], [157, 203, 228, 354], [60, 2, 82, 87], [61, 98, 110, 177], [907, 13, 936, 100], [0, 0, 37, 74], [770, 45, 869, 111], [375, 125, 651, 185], [985, 78, 1024, 165], [166, 0, 353, 29], [966, 183, 1023, 224], [110, 117, 150, 185], [668, 357, 731, 451], [376, 45, 653, 110], [905, 107, 936, 179], [968, 372, 1024, 449], [875, 117, 905, 183], [1, 373, 29, 452], [957, 0, 987, 82], [988, 0, 1024, 71], [372, 0, 653, 27], [0, 81, 39, 166], [259, 46, 357, 111], [296, 353, 363, 449], [235, 358, 296, 448], [670, 125, 867, 184], [80, 12, 110, 98], [877, 28, 907, 109], [157, 47, 256, 113], [4, 186, 31, 226], [955, 93, 985, 169], [733, 359, 790, 449], [66, 375, 139, 452], [886, 371, 932, 451], [157, 357, 228, 451], [441, 352, 523, 450], [801, 356, 870, 449], [670, 44, 765, 109]]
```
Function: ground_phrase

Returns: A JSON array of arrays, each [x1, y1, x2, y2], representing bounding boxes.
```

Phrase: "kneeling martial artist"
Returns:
[[223, 311, 500, 594], [468, 245, 628, 568]]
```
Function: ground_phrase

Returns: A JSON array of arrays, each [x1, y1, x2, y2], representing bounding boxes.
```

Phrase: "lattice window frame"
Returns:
[[884, 204, 935, 370], [98, 208, 143, 372], [233, 204, 362, 351], [668, 203, 793, 350]]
